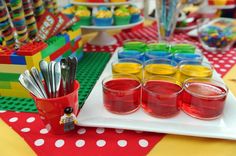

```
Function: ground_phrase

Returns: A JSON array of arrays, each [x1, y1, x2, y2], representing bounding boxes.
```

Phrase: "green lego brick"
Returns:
[[0, 73, 20, 81], [0, 96, 37, 112], [0, 81, 11, 89], [62, 49, 73, 57], [41, 36, 66, 58], [69, 21, 81, 31], [0, 52, 111, 112]]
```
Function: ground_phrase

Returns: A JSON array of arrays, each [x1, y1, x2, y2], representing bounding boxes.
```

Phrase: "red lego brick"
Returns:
[[50, 42, 71, 61], [0, 46, 14, 64], [71, 39, 81, 52], [16, 41, 48, 56]]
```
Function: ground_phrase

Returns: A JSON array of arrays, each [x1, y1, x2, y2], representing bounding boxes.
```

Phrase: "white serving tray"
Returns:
[[76, 48, 236, 140]]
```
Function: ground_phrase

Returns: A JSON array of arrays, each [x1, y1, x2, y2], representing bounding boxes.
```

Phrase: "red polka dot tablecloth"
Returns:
[[1, 24, 236, 156], [0, 111, 164, 156]]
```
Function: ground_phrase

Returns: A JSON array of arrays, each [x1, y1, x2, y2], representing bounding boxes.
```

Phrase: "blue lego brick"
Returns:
[[55, 55, 63, 62], [74, 35, 81, 42], [10, 52, 26, 65], [58, 34, 70, 43]]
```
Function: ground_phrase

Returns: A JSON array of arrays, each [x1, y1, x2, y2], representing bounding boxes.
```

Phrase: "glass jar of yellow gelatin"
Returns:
[[144, 59, 177, 80], [178, 60, 213, 83], [112, 58, 143, 81]]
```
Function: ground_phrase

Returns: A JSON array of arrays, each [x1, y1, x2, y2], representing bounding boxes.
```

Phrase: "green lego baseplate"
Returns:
[[0, 52, 111, 112]]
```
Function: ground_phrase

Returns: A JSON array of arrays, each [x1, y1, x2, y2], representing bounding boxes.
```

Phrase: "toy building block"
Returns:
[[79, 40, 83, 48], [0, 72, 20, 82], [50, 42, 71, 61], [25, 52, 42, 69], [0, 89, 30, 98], [16, 41, 48, 56], [10, 82, 27, 91], [0, 46, 14, 64], [67, 29, 82, 41], [58, 34, 70, 43], [10, 52, 26, 65], [0, 64, 27, 74], [62, 49, 73, 57], [0, 81, 11, 89], [41, 36, 66, 58]]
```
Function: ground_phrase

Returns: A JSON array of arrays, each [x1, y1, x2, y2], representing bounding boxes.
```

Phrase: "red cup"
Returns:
[[32, 80, 80, 134]]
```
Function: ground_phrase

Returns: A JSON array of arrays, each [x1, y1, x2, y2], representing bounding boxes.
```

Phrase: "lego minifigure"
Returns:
[[59, 107, 77, 132]]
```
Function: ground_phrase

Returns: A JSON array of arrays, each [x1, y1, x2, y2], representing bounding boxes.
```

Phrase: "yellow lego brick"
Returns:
[[44, 56, 50, 62], [79, 40, 83, 48], [0, 81, 11, 89], [0, 64, 27, 74], [68, 29, 82, 41], [10, 82, 27, 91], [25, 52, 42, 70], [0, 89, 30, 98]]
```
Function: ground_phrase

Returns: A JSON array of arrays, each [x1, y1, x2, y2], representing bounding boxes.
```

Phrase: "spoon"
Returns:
[[19, 74, 44, 98], [49, 61, 56, 98], [54, 62, 61, 97], [30, 67, 48, 98], [61, 58, 70, 96], [39, 60, 51, 98]]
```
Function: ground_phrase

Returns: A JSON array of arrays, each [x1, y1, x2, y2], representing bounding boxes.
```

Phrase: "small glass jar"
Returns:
[[181, 78, 228, 120], [178, 60, 213, 83], [112, 58, 143, 81], [102, 74, 141, 114], [142, 75, 183, 118], [144, 59, 177, 80]]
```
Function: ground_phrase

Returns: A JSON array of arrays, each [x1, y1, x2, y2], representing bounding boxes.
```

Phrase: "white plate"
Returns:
[[80, 17, 144, 30], [76, 48, 236, 140]]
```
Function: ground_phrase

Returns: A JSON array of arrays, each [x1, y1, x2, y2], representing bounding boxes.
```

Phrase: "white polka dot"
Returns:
[[223, 57, 229, 60], [75, 140, 85, 147], [40, 116, 45, 120], [214, 64, 220, 68], [220, 69, 227, 72], [229, 60, 235, 63], [21, 128, 30, 132], [233, 57, 236, 60], [26, 117, 35, 123], [135, 130, 143, 133], [207, 54, 213, 57], [219, 60, 225, 63], [34, 139, 44, 146], [117, 140, 127, 147], [96, 140, 106, 147], [15, 111, 20, 113], [96, 128, 105, 134], [77, 128, 86, 134], [0, 110, 6, 113], [217, 54, 223, 57], [227, 54, 233, 57], [213, 57, 218, 60], [55, 139, 65, 148], [40, 128, 48, 134], [115, 129, 124, 133], [139, 139, 149, 147], [224, 64, 231, 68], [9, 117, 18, 122]]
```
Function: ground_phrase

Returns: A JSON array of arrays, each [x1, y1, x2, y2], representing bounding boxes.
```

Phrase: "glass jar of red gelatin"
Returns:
[[181, 78, 228, 120], [102, 74, 141, 114], [142, 76, 183, 118]]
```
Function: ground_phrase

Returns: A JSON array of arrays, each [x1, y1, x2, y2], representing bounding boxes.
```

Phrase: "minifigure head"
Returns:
[[64, 107, 73, 115]]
